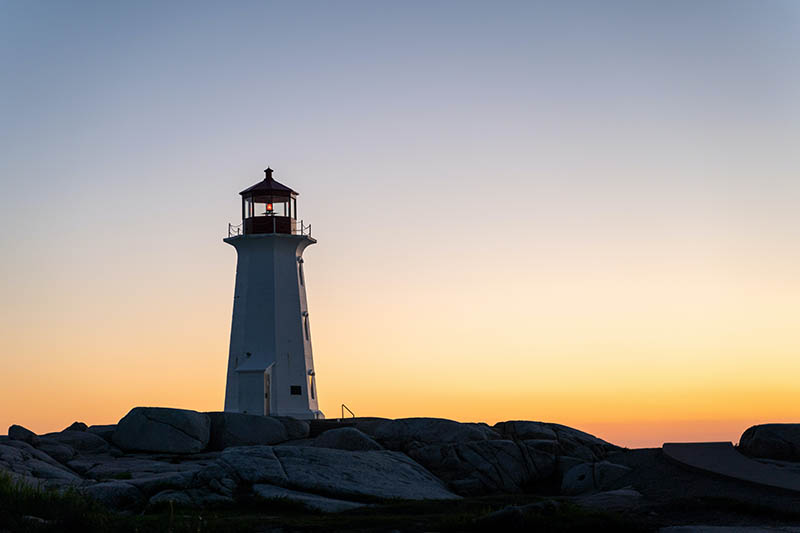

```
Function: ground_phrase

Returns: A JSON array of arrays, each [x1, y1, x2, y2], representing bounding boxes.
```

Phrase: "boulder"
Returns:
[[524, 439, 559, 455], [148, 488, 234, 507], [739, 424, 800, 462], [42, 431, 109, 454], [64, 422, 88, 432], [573, 488, 643, 511], [0, 440, 79, 482], [0, 441, 82, 487], [112, 407, 210, 454], [87, 425, 117, 442], [408, 439, 556, 495], [362, 418, 501, 451], [495, 421, 620, 461], [204, 445, 458, 501], [271, 445, 459, 500], [549, 424, 620, 461], [556, 456, 585, 478], [205, 412, 288, 450], [560, 461, 631, 495], [36, 440, 77, 463], [84, 481, 144, 510], [82, 455, 210, 480], [494, 421, 557, 441], [8, 425, 39, 446], [312, 428, 383, 451], [127, 471, 196, 496], [275, 417, 311, 440], [253, 484, 366, 512], [213, 445, 288, 485]]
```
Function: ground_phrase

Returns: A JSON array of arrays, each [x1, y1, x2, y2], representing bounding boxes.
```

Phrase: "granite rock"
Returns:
[[206, 412, 288, 450], [112, 407, 210, 454], [312, 427, 383, 451]]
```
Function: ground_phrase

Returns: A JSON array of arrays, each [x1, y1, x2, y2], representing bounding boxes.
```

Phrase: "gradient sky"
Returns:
[[1, 1, 799, 448]]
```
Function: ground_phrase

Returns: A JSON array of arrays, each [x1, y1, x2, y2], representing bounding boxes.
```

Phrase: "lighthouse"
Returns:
[[223, 168, 323, 419]]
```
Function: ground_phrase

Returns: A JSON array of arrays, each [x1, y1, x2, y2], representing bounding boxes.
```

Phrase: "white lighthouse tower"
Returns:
[[223, 168, 323, 419]]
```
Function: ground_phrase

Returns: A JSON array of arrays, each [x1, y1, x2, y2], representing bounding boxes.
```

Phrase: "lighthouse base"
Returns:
[[277, 409, 326, 420]]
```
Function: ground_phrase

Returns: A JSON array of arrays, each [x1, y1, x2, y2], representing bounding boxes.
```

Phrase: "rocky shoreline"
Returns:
[[1, 407, 625, 511], [3, 408, 800, 531]]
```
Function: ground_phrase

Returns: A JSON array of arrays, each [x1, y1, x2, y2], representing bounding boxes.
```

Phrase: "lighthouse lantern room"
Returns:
[[223, 168, 323, 419]]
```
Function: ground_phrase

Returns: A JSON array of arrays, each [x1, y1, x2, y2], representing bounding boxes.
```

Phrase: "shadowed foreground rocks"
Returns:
[[739, 424, 800, 462], [4, 415, 800, 531], [0, 408, 625, 513]]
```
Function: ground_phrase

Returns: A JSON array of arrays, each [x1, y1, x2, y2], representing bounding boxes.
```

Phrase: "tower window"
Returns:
[[290, 385, 302, 395], [298, 262, 305, 286]]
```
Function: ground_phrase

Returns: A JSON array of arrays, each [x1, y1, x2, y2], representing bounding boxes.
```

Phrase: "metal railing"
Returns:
[[228, 222, 243, 237], [226, 219, 312, 238], [296, 220, 312, 237], [341, 404, 355, 420]]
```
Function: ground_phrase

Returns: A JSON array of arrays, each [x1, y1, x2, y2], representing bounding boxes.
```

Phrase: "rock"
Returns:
[[84, 481, 144, 510], [64, 422, 88, 432], [739, 424, 800, 462], [549, 424, 620, 461], [253, 484, 366, 512], [8, 425, 39, 446], [149, 488, 234, 507], [0, 440, 79, 480], [275, 417, 311, 440], [560, 461, 631, 495], [754, 457, 800, 474], [36, 439, 77, 463], [87, 424, 117, 442], [270, 446, 459, 500], [205, 412, 288, 450], [408, 439, 556, 495], [523, 439, 559, 455], [42, 431, 109, 454], [313, 428, 383, 451], [556, 456, 585, 478], [127, 472, 196, 495], [363, 418, 501, 451], [112, 407, 211, 454], [493, 421, 619, 461], [81, 454, 214, 480], [213, 445, 288, 485], [494, 421, 557, 441], [26, 459, 82, 481], [573, 488, 643, 511], [148, 488, 195, 507]]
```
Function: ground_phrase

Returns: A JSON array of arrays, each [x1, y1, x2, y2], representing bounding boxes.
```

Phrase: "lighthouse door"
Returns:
[[263, 371, 271, 416], [238, 371, 266, 415]]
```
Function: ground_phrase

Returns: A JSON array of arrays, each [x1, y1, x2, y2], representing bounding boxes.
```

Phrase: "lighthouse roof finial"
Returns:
[[240, 167, 298, 197]]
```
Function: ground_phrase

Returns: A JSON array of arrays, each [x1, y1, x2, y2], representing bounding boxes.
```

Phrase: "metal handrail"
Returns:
[[226, 219, 311, 237], [228, 222, 243, 237], [294, 219, 312, 237], [341, 404, 355, 419]]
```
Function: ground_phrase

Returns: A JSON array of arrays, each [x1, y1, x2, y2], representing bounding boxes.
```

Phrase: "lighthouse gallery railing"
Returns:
[[227, 220, 312, 238]]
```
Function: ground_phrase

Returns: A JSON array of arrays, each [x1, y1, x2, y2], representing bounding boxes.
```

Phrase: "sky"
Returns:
[[1, 1, 799, 448]]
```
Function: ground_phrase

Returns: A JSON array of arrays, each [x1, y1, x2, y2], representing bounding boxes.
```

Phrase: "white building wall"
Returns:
[[223, 233, 323, 419]]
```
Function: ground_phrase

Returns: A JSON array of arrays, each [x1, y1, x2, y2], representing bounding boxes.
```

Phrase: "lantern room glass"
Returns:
[[243, 196, 295, 219]]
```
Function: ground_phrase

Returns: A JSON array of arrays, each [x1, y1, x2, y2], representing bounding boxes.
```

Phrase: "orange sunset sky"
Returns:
[[2, 1, 799, 448]]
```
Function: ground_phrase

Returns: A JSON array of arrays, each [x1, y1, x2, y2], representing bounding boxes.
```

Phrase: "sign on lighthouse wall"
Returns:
[[223, 168, 323, 420]]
